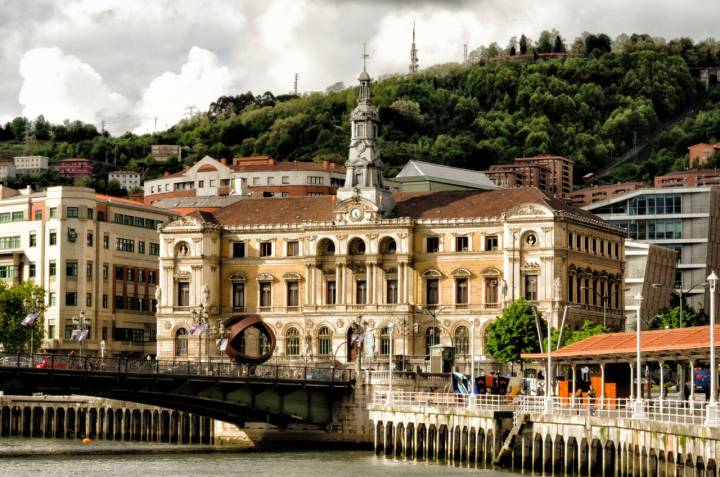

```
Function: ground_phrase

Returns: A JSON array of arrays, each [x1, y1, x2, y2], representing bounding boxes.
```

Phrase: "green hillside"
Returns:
[[1, 32, 719, 193]]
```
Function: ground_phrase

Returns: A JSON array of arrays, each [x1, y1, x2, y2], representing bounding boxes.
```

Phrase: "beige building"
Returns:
[[0, 186, 175, 357], [13, 156, 49, 174], [155, 66, 626, 370]]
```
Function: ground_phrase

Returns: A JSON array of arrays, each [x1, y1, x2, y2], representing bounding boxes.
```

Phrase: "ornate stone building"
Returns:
[[155, 66, 626, 370]]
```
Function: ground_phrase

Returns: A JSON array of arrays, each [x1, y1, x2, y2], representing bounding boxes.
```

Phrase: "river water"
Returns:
[[0, 438, 512, 477]]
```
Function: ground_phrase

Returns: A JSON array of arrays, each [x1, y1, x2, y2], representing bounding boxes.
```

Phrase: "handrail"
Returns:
[[0, 353, 354, 384]]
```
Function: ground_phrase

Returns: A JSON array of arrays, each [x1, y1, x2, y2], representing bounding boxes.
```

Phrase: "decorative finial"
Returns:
[[362, 42, 369, 72]]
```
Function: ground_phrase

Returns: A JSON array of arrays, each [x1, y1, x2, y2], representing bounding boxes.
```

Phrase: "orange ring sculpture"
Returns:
[[224, 314, 276, 365]]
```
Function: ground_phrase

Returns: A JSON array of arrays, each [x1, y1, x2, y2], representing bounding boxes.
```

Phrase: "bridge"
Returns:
[[0, 353, 354, 429]]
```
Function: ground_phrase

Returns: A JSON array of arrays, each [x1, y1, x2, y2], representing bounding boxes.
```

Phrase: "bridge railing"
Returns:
[[1, 353, 354, 384]]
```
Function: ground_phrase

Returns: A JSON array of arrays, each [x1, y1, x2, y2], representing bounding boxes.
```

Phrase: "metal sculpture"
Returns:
[[224, 314, 276, 365]]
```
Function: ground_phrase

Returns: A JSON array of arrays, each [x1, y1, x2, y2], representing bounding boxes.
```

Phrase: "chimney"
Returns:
[[164, 171, 170, 177], [323, 161, 329, 170]]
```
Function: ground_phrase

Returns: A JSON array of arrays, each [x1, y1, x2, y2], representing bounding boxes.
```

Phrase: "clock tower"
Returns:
[[336, 52, 394, 217]]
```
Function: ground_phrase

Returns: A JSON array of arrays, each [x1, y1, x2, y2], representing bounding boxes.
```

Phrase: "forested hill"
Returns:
[[1, 38, 720, 193]]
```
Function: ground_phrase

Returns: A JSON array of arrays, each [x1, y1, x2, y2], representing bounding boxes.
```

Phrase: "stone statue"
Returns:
[[201, 285, 210, 307], [554, 277, 563, 302], [154, 286, 162, 303], [500, 279, 508, 301]]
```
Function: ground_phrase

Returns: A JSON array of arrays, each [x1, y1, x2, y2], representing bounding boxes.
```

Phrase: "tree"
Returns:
[[519, 34, 529, 55], [0, 281, 45, 353], [537, 30, 554, 53], [485, 299, 545, 364], [553, 34, 566, 53], [563, 321, 608, 346], [651, 305, 707, 329], [73, 176, 94, 188]]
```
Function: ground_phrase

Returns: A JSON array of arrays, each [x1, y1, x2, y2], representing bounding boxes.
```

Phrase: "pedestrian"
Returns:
[[588, 384, 596, 414]]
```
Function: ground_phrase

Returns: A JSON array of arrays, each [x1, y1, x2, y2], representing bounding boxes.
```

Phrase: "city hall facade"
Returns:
[[155, 67, 626, 369]]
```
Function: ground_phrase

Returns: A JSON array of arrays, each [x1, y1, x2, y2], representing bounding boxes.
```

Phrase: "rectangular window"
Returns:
[[102, 326, 108, 341], [232, 242, 245, 258], [48, 292, 56, 306], [177, 282, 190, 306], [426, 279, 439, 305], [485, 235, 499, 251], [48, 325, 55, 339], [456, 236, 469, 252], [0, 265, 19, 278], [102, 264, 108, 280], [103, 234, 109, 249], [524, 275, 538, 301], [49, 261, 56, 277], [49, 231, 57, 245], [326, 281, 337, 305], [232, 282, 245, 309], [65, 292, 78, 306], [386, 279, 398, 304], [67, 207, 79, 218], [29, 233, 36, 247], [86, 262, 92, 279], [260, 241, 272, 257], [148, 270, 157, 284], [34, 210, 42, 220], [11, 211, 23, 221], [115, 267, 124, 280], [282, 176, 290, 184], [426, 236, 440, 253], [29, 263, 36, 278], [0, 236, 20, 249], [87, 208, 94, 219], [65, 260, 78, 278], [198, 180, 204, 188], [127, 268, 135, 282], [456, 278, 469, 305], [355, 280, 367, 304], [49, 207, 57, 218], [86, 293, 92, 307], [138, 241, 145, 254], [253, 177, 260, 185], [286, 281, 299, 307], [86, 232, 93, 247], [116, 238, 135, 252], [287, 240, 299, 256], [64, 325, 74, 340], [486, 278, 498, 304], [149, 243, 160, 256], [138, 269, 145, 283], [307, 176, 324, 185], [259, 282, 272, 308], [267, 177, 274, 185], [102, 294, 108, 308]]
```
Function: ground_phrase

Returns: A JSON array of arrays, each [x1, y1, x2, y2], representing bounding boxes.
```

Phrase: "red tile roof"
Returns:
[[211, 187, 604, 226], [522, 325, 720, 360], [231, 160, 346, 173]]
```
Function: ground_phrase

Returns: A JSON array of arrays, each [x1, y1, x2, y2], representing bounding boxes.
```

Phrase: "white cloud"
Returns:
[[17, 47, 128, 127], [133, 46, 231, 134]]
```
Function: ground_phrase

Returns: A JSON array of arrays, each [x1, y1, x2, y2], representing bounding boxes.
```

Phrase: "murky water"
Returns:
[[0, 438, 515, 477]]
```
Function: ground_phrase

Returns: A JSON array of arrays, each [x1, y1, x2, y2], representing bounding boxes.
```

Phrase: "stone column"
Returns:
[[305, 264, 311, 305], [600, 363, 606, 409], [398, 262, 405, 304], [366, 263, 373, 305], [335, 263, 342, 305]]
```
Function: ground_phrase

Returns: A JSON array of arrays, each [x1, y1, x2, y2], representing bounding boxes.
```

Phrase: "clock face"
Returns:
[[350, 208, 363, 221]]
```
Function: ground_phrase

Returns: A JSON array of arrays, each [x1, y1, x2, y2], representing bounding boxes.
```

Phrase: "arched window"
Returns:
[[425, 327, 440, 356], [454, 326, 469, 355], [318, 238, 335, 256], [379, 326, 390, 355], [349, 238, 366, 255], [380, 237, 397, 254], [318, 326, 332, 356], [175, 328, 188, 357], [286, 327, 300, 356]]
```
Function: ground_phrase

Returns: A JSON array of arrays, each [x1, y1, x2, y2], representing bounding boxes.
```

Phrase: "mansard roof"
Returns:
[[209, 187, 611, 229]]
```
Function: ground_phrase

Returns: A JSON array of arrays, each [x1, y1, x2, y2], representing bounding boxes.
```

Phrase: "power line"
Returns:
[[184, 105, 197, 117]]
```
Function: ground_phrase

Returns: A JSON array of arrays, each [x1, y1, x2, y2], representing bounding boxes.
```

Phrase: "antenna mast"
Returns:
[[409, 21, 419, 73]]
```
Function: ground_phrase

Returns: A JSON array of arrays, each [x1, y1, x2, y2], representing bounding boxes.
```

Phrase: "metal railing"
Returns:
[[371, 390, 519, 411], [370, 391, 713, 426], [0, 353, 354, 384]]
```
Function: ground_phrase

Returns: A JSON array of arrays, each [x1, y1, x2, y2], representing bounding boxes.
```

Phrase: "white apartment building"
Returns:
[[109, 171, 142, 191], [0, 163, 16, 181], [13, 156, 49, 174], [0, 186, 175, 357], [143, 155, 346, 203]]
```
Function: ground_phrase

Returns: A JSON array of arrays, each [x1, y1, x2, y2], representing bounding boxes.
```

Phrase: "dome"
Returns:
[[358, 70, 371, 81]]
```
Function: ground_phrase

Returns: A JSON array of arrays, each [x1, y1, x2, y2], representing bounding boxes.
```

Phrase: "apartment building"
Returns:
[[0, 186, 175, 357], [108, 171, 142, 191], [483, 155, 574, 199], [58, 158, 93, 178], [13, 156, 49, 174]]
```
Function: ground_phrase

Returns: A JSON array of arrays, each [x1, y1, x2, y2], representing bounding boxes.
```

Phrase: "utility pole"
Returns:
[[464, 43, 468, 64], [153, 116, 158, 132], [293, 73, 299, 95], [184, 105, 197, 118], [100, 120, 106, 135], [23, 121, 32, 155], [409, 21, 419, 73]]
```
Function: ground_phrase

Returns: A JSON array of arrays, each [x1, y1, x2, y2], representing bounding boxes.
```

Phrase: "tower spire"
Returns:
[[409, 21, 419, 73]]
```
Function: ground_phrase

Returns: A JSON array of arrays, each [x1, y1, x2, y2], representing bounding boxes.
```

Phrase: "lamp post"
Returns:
[[582, 286, 629, 329], [72, 310, 89, 360], [191, 303, 209, 364], [673, 282, 708, 328], [100, 340, 106, 359], [633, 294, 645, 418], [706, 271, 719, 426], [470, 318, 478, 398]]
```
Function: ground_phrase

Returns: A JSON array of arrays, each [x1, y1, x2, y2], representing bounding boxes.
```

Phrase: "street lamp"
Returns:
[[633, 294, 645, 419], [72, 310, 90, 360], [470, 318, 478, 398], [23, 291, 43, 364], [654, 281, 708, 328], [191, 303, 209, 364], [706, 271, 719, 426]]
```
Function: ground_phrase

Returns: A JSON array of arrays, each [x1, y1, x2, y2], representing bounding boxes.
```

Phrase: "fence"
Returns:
[[371, 391, 713, 426], [0, 353, 354, 384]]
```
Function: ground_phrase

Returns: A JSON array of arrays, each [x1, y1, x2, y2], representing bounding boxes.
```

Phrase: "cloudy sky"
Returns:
[[0, 0, 718, 135]]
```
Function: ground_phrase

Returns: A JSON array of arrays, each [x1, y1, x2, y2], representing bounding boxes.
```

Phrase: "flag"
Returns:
[[189, 324, 199, 336], [364, 332, 375, 358], [21, 312, 38, 326], [217, 338, 228, 351], [70, 329, 81, 342]]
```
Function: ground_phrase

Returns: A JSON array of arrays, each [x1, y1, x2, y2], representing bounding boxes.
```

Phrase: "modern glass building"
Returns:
[[585, 186, 720, 313]]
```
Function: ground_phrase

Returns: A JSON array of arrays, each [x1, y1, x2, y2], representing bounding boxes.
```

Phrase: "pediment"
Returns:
[[507, 202, 554, 219]]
